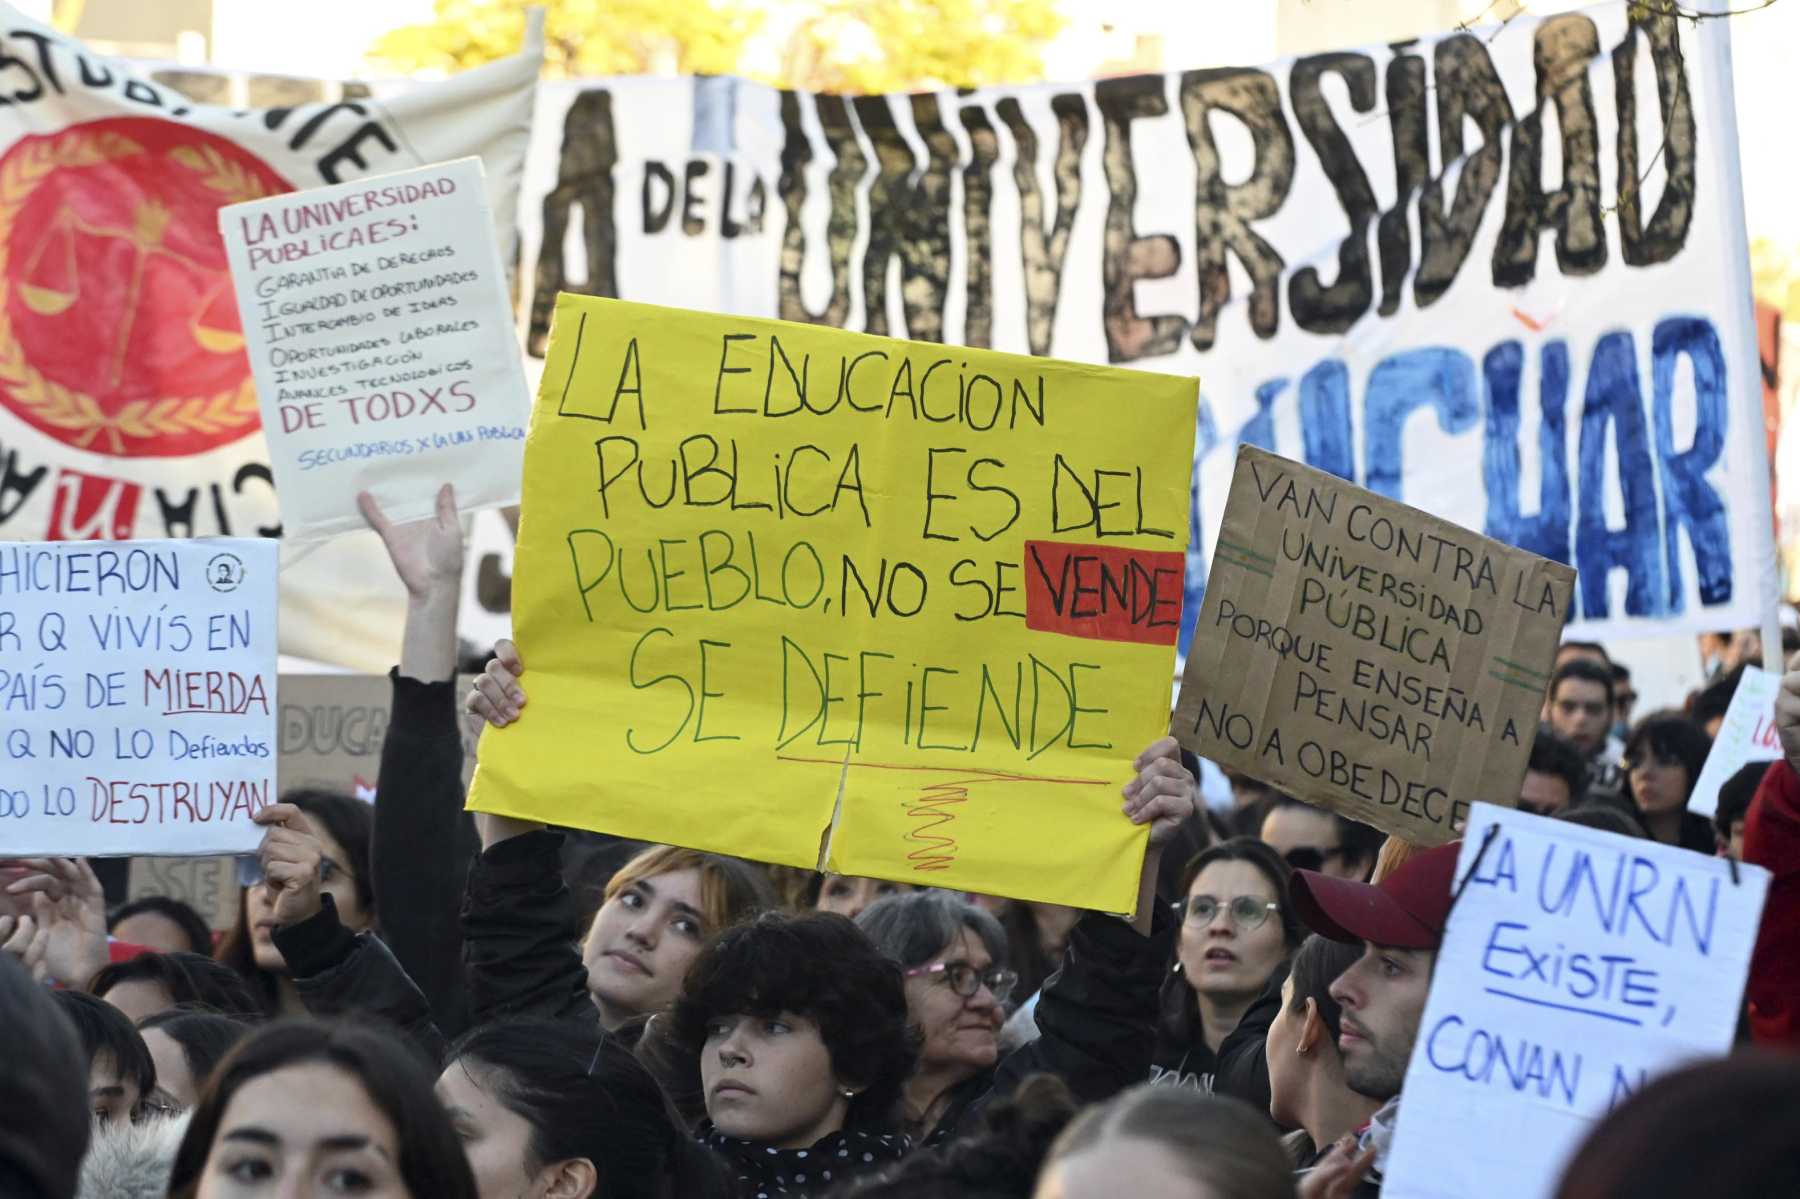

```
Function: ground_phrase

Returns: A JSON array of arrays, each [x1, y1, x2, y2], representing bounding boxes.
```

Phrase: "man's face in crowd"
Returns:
[[1329, 943, 1435, 1102], [1546, 678, 1611, 756], [1518, 769, 1573, 818]]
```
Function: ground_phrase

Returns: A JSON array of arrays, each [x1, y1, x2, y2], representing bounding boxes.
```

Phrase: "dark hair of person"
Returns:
[[1555, 805, 1648, 839], [1283, 935, 1361, 1045], [1262, 797, 1383, 878], [1611, 662, 1631, 684], [1045, 1084, 1297, 1199], [562, 834, 651, 935], [136, 1010, 253, 1095], [1554, 1053, 1800, 1199], [1557, 641, 1613, 667], [446, 1020, 729, 1199], [1692, 663, 1746, 729], [1528, 731, 1589, 805], [89, 951, 263, 1019], [0, 955, 90, 1199], [833, 1073, 1077, 1199], [1715, 762, 1767, 842], [107, 895, 213, 956], [665, 911, 918, 1134], [166, 1019, 477, 1199], [52, 989, 156, 1100], [1622, 712, 1712, 803], [1161, 839, 1302, 1053], [1552, 659, 1616, 706], [857, 891, 1008, 973], [216, 789, 374, 1014]]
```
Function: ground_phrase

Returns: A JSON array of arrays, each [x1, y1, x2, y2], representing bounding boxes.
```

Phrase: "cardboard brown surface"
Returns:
[[125, 856, 239, 931], [1175, 446, 1575, 845]]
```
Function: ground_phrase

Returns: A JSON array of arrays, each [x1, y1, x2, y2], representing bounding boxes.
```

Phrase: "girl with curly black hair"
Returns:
[[653, 910, 918, 1197]]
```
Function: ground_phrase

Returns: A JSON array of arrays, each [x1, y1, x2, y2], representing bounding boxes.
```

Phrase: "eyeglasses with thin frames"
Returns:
[[904, 960, 1018, 1004], [1181, 895, 1280, 931]]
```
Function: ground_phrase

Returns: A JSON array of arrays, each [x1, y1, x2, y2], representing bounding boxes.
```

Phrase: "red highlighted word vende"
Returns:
[[1023, 540, 1184, 647]]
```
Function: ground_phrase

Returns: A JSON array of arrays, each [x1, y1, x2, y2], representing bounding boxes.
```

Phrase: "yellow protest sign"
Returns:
[[467, 296, 1198, 910]]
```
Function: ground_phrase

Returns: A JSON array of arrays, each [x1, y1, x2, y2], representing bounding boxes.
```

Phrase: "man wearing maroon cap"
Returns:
[[1289, 842, 1462, 1196]]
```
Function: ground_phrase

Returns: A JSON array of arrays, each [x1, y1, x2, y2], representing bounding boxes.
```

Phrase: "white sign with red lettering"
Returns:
[[220, 156, 530, 541], [1687, 664, 1782, 818], [0, 537, 277, 855]]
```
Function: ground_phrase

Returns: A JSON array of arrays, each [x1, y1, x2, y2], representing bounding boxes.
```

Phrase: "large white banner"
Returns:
[[0, 6, 540, 669], [501, 1, 1770, 654]]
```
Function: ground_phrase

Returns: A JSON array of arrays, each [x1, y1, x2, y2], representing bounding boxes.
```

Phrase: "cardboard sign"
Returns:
[[1175, 446, 1574, 845], [278, 672, 479, 796], [468, 295, 1197, 911], [0, 538, 278, 856], [1687, 664, 1782, 818], [125, 855, 239, 931], [220, 157, 531, 542], [1383, 804, 1769, 1199]]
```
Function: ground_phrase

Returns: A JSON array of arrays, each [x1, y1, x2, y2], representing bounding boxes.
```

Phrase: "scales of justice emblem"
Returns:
[[0, 116, 292, 457]]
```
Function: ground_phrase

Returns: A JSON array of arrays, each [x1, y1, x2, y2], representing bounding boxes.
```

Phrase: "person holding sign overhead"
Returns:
[[467, 651, 1196, 1154]]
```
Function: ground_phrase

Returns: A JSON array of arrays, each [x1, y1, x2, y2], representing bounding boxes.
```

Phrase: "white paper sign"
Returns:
[[0, 538, 278, 856], [1687, 664, 1782, 818], [1384, 803, 1769, 1199], [220, 157, 530, 541]]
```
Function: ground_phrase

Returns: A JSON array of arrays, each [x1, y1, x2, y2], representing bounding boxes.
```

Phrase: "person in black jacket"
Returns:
[[1153, 838, 1301, 1111], [466, 654, 1195, 1157]]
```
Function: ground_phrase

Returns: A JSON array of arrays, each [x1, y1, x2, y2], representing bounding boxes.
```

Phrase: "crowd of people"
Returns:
[[2, 486, 1798, 1199]]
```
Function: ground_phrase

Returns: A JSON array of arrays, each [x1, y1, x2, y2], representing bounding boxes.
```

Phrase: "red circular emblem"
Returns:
[[0, 117, 292, 457]]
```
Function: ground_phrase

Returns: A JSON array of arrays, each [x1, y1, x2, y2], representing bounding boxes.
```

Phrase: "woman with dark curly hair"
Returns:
[[1622, 712, 1715, 853], [654, 910, 917, 1196]]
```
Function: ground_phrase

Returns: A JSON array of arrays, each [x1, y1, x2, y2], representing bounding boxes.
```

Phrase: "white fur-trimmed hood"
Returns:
[[78, 1113, 190, 1199]]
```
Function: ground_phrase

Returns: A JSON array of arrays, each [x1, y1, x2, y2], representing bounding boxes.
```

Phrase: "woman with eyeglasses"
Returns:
[[1154, 838, 1303, 1112], [849, 736, 1197, 1151], [1622, 712, 1716, 854], [218, 790, 381, 1020]]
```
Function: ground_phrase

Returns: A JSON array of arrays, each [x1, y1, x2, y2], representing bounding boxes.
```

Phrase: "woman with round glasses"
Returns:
[[854, 738, 1197, 1150], [217, 789, 379, 1019], [1153, 838, 1303, 1111]]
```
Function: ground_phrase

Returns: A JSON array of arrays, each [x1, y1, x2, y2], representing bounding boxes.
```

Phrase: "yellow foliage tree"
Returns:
[[370, 0, 763, 79], [369, 0, 1066, 92]]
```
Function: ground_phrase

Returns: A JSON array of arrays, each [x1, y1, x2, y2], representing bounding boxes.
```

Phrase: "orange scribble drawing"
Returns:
[[778, 756, 1109, 873]]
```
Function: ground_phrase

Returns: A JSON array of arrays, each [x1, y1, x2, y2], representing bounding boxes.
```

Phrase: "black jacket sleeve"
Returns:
[[967, 900, 1176, 1133], [371, 668, 479, 1039], [461, 827, 595, 1026], [275, 893, 447, 1062], [1209, 962, 1285, 1111]]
